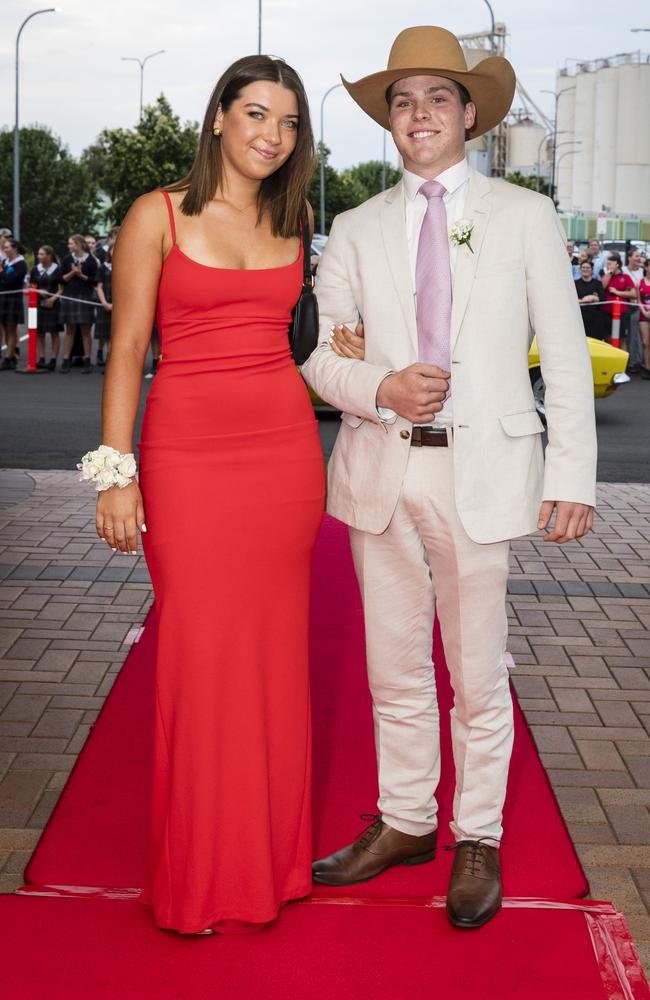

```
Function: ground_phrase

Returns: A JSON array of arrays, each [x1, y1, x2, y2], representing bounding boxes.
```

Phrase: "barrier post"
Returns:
[[610, 298, 621, 349], [16, 286, 46, 374]]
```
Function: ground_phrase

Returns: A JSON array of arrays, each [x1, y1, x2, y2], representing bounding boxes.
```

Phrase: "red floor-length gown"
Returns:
[[137, 191, 325, 934]]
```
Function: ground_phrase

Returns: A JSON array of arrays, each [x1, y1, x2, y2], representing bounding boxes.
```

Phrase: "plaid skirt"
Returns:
[[0, 292, 25, 326], [94, 306, 112, 340], [37, 302, 62, 334], [60, 289, 97, 326]]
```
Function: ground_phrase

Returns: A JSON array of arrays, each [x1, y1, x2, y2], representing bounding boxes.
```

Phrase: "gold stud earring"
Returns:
[[213, 126, 222, 137]]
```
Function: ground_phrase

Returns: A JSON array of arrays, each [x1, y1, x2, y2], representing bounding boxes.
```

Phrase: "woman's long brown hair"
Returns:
[[166, 55, 314, 239]]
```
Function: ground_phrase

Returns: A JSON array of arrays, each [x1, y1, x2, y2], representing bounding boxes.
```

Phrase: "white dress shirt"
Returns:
[[378, 156, 470, 428]]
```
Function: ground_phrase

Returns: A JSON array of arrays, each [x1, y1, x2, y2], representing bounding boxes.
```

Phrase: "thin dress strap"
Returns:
[[159, 189, 177, 245]]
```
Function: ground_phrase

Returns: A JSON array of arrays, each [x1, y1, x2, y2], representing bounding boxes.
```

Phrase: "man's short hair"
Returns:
[[386, 77, 471, 108]]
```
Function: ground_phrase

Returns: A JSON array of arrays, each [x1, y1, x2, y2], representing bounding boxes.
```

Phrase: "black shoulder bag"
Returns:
[[288, 208, 319, 364]]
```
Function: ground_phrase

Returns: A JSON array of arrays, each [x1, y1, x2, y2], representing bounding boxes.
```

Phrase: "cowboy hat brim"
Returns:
[[341, 55, 516, 138]]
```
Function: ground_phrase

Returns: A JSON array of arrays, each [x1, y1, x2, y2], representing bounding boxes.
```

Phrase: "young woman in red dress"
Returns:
[[87, 56, 325, 935]]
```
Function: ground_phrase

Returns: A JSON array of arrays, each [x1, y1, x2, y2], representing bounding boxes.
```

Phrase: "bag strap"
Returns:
[[300, 205, 313, 286]]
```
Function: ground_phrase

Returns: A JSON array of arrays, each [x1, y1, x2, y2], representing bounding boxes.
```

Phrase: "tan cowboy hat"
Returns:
[[341, 25, 516, 138]]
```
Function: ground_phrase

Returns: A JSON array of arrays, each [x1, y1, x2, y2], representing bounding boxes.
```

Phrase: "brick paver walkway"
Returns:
[[0, 470, 649, 974]]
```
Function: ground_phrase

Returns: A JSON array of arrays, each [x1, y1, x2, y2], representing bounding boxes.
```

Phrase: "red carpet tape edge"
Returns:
[[14, 885, 650, 995], [11, 884, 623, 913]]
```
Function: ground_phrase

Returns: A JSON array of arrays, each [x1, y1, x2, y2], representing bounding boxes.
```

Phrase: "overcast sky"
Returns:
[[2, 0, 646, 172]]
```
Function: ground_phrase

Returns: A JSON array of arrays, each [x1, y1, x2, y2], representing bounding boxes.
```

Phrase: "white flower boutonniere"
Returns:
[[449, 218, 475, 254]]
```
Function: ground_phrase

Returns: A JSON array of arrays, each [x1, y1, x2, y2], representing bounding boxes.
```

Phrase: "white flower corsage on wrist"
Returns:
[[449, 218, 475, 254], [77, 445, 137, 492]]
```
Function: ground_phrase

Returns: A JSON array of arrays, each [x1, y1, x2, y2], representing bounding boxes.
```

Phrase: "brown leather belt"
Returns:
[[410, 427, 449, 448]]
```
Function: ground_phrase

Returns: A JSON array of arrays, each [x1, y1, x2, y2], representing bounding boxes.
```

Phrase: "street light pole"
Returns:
[[13, 7, 59, 240], [319, 84, 342, 235], [258, 0, 262, 54], [555, 148, 579, 209], [541, 86, 575, 200], [555, 147, 581, 210], [121, 49, 165, 122], [535, 129, 569, 192], [482, 0, 496, 175]]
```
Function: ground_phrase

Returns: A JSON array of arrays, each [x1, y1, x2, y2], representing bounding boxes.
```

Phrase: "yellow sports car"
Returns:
[[308, 337, 630, 416], [527, 336, 630, 419]]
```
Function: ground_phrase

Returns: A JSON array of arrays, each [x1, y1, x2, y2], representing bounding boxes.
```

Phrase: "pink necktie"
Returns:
[[415, 180, 451, 374]]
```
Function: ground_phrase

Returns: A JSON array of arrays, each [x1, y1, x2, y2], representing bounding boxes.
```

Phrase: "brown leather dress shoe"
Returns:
[[312, 815, 437, 886], [446, 840, 502, 928]]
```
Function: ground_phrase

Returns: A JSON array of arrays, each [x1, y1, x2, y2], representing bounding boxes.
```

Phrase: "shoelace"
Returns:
[[355, 813, 382, 849], [443, 837, 502, 877]]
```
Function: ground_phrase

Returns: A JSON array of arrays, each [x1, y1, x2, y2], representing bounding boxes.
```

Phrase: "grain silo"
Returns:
[[506, 116, 547, 176], [556, 53, 650, 215], [555, 75, 577, 209]]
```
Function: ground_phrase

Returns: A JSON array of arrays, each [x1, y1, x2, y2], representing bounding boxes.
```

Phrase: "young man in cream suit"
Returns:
[[302, 26, 597, 929]]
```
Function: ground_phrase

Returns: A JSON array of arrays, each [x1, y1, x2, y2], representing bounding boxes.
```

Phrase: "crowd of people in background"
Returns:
[[570, 237, 650, 379], [2, 223, 648, 380], [0, 226, 161, 378]]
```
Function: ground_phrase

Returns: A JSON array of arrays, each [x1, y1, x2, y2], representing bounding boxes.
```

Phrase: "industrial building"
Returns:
[[460, 33, 649, 239], [556, 52, 650, 219]]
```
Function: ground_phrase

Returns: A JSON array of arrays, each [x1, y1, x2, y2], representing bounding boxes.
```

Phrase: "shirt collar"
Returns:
[[403, 157, 470, 202], [37, 262, 58, 275]]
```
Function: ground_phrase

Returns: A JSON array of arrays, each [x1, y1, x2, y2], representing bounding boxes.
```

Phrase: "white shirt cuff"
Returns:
[[375, 372, 397, 423]]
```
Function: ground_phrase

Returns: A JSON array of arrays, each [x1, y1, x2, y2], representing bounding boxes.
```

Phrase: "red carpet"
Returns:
[[2, 895, 648, 1000], [26, 515, 588, 899], [15, 515, 650, 997]]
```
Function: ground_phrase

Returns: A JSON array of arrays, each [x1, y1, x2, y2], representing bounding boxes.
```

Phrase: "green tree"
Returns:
[[0, 125, 100, 253], [505, 170, 555, 201], [83, 95, 199, 226], [309, 147, 402, 234], [340, 160, 402, 202]]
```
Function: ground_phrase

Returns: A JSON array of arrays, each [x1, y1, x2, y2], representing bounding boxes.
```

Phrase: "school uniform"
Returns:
[[0, 256, 27, 325], [59, 253, 98, 325], [575, 277, 605, 340], [30, 263, 62, 333], [94, 262, 113, 340]]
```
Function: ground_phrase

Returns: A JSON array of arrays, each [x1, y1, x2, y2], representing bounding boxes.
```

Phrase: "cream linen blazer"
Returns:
[[301, 169, 597, 544]]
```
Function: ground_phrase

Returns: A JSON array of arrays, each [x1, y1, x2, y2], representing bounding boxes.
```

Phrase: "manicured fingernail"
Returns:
[[112, 547, 117, 552], [140, 524, 147, 533]]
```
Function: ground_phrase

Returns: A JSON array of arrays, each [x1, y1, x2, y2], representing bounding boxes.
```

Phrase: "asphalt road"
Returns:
[[2, 362, 648, 481]]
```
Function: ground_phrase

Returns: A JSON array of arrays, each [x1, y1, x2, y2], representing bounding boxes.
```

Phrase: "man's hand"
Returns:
[[376, 363, 450, 424], [537, 501, 594, 544]]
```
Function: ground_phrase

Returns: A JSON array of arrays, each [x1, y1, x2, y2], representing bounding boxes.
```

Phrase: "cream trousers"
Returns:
[[349, 441, 514, 843]]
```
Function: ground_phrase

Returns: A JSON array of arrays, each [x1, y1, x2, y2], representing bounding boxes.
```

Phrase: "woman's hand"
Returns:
[[329, 322, 365, 360], [96, 480, 146, 554], [103, 302, 113, 312]]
